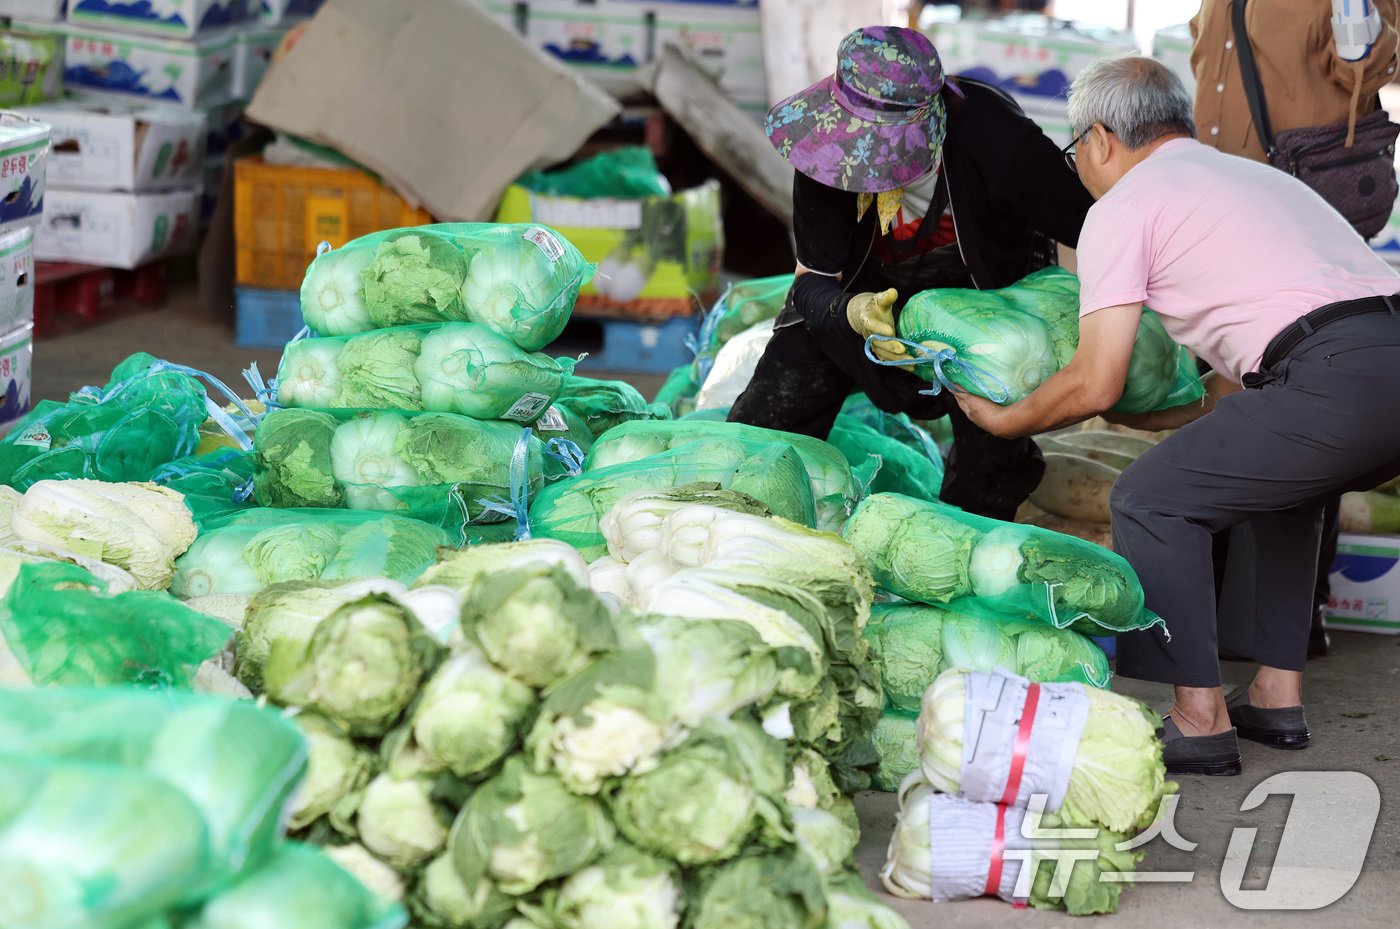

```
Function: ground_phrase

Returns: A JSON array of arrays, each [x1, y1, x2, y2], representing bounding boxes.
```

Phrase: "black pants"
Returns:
[[1114, 313, 1400, 687], [728, 315, 1045, 521]]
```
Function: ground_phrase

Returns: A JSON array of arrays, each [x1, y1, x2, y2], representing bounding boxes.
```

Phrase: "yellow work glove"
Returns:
[[845, 288, 908, 363]]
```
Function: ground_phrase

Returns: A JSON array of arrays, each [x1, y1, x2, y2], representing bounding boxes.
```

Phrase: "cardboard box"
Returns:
[[1152, 23, 1195, 96], [1324, 533, 1400, 633], [60, 25, 238, 109], [67, 0, 256, 39], [930, 14, 1138, 100], [18, 101, 205, 191], [0, 113, 50, 234], [258, 0, 324, 23], [0, 226, 33, 332], [247, 0, 620, 222], [495, 179, 723, 316], [0, 1, 66, 21], [0, 321, 32, 429], [0, 27, 65, 106], [483, 0, 764, 102], [33, 186, 199, 267], [233, 24, 287, 99]]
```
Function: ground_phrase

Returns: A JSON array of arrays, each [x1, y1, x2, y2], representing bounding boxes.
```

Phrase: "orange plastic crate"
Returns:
[[234, 156, 434, 291]]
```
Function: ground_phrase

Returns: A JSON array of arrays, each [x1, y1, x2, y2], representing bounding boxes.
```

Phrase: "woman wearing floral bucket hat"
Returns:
[[728, 26, 1094, 521]]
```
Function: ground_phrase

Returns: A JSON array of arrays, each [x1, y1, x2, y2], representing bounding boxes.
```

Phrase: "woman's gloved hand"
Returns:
[[845, 288, 908, 362]]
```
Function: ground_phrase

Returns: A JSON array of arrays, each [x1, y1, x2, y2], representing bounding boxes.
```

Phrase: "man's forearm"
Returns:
[[992, 364, 1119, 438]]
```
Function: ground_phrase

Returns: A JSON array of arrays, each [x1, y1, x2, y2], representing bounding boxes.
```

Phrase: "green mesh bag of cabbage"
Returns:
[[531, 441, 819, 560], [865, 601, 1110, 716], [553, 375, 672, 438], [0, 352, 208, 489], [842, 492, 1166, 636], [585, 419, 861, 532], [275, 322, 573, 424], [252, 408, 546, 537], [827, 395, 943, 502], [151, 448, 257, 528], [896, 267, 1203, 412], [171, 508, 451, 598], [299, 223, 592, 351], [0, 686, 308, 905], [0, 561, 232, 688]]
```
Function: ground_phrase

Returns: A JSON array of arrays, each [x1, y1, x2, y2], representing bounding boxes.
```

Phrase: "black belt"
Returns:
[[1261, 292, 1400, 370]]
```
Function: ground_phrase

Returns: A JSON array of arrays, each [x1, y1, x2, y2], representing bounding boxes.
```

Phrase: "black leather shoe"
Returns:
[[1226, 689, 1310, 749], [1160, 716, 1242, 776]]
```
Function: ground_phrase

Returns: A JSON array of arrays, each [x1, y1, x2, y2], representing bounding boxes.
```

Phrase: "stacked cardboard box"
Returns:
[[0, 112, 46, 432]]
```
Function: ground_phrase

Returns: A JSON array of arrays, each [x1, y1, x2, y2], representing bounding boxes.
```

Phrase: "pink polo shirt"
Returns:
[[1077, 138, 1400, 380]]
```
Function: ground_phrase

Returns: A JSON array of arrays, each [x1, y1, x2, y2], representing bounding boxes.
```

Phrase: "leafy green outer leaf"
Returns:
[[449, 756, 614, 896], [687, 849, 828, 929], [254, 409, 344, 509]]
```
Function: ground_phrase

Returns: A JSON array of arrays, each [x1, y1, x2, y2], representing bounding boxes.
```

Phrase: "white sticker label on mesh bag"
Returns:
[[11, 420, 51, 450], [960, 671, 1090, 813], [537, 405, 568, 433], [502, 392, 552, 423], [522, 226, 566, 262]]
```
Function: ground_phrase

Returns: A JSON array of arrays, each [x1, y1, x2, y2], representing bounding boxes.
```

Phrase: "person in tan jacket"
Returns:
[[1191, 0, 1399, 162]]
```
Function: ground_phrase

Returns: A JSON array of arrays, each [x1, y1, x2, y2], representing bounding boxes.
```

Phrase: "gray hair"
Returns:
[[1067, 56, 1195, 149]]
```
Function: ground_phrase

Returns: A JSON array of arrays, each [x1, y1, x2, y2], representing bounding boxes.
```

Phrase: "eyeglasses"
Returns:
[[1061, 124, 1114, 172]]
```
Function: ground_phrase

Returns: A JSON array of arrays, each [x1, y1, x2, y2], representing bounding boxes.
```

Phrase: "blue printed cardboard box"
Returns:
[[1325, 533, 1400, 633], [0, 114, 50, 235], [0, 323, 32, 429], [69, 0, 257, 39], [61, 26, 238, 109]]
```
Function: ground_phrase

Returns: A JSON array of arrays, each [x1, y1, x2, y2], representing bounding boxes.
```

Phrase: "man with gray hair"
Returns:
[[952, 56, 1400, 776]]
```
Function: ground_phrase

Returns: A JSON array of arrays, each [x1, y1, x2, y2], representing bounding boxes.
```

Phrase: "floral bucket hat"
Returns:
[[766, 26, 960, 193]]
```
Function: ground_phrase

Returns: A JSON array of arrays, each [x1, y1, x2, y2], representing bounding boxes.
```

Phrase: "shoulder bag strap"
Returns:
[[1230, 0, 1277, 157]]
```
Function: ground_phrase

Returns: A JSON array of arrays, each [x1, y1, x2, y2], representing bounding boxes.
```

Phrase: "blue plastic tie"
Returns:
[[233, 477, 256, 503], [243, 361, 282, 410], [545, 437, 585, 477], [862, 335, 1013, 404], [475, 428, 534, 540]]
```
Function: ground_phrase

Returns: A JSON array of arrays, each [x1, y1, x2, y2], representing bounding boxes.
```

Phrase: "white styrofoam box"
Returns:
[[930, 14, 1138, 100], [0, 321, 32, 428], [0, 226, 33, 332], [258, 0, 321, 24], [1325, 533, 1400, 633], [1152, 23, 1195, 96], [0, 1, 66, 21], [33, 186, 199, 268], [233, 24, 287, 99], [67, 0, 256, 39], [60, 25, 238, 109], [0, 113, 50, 234], [18, 100, 205, 191], [653, 1, 764, 104]]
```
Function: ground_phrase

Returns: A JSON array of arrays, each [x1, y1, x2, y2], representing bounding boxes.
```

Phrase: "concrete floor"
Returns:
[[32, 282, 1400, 928]]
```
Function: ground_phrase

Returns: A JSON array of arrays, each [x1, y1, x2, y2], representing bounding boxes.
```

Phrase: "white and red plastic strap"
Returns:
[[959, 671, 1090, 813]]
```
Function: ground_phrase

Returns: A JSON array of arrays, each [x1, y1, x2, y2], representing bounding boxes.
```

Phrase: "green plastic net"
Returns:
[[553, 375, 671, 438], [864, 601, 1110, 715], [0, 353, 209, 489], [896, 267, 1204, 412], [585, 419, 859, 532], [171, 508, 451, 598], [300, 222, 593, 351], [530, 440, 818, 560], [842, 492, 1166, 636], [0, 562, 232, 688], [183, 842, 407, 929], [275, 322, 573, 424], [0, 685, 307, 903], [692, 273, 794, 381], [828, 396, 944, 503], [517, 146, 671, 200], [151, 448, 257, 529], [252, 407, 547, 538], [653, 364, 702, 418]]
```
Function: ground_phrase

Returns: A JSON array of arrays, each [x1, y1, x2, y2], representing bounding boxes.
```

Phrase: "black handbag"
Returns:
[[1232, 0, 1400, 238]]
